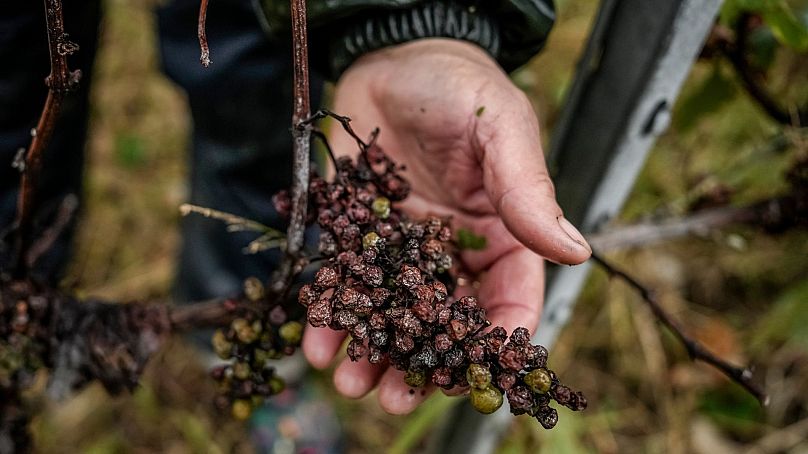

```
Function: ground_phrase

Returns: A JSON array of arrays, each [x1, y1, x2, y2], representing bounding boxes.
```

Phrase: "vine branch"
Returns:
[[168, 297, 260, 331], [587, 193, 805, 251], [198, 0, 211, 67], [302, 109, 371, 151], [591, 253, 769, 406], [13, 0, 81, 274], [271, 0, 311, 295]]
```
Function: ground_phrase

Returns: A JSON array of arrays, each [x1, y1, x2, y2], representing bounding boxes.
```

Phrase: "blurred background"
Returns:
[[24, 0, 808, 452]]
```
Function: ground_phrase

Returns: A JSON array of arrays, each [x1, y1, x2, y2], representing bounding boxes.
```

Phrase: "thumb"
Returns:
[[477, 102, 591, 265]]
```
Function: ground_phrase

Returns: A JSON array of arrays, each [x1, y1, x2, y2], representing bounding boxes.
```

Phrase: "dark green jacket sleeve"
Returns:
[[256, 0, 555, 79]]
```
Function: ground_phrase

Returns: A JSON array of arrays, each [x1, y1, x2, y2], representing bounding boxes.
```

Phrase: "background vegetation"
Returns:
[[25, 0, 808, 452]]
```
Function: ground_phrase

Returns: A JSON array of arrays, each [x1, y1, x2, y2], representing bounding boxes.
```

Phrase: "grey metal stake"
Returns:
[[428, 0, 724, 452]]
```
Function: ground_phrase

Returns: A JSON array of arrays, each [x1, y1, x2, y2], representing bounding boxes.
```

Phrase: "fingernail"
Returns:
[[557, 216, 592, 253]]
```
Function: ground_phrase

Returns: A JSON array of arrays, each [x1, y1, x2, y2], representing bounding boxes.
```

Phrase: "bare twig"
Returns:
[[586, 195, 801, 251], [180, 203, 282, 235], [13, 0, 81, 273], [591, 253, 769, 406], [302, 109, 370, 151], [301, 110, 384, 186], [309, 128, 340, 169], [198, 0, 211, 67], [168, 297, 262, 331]]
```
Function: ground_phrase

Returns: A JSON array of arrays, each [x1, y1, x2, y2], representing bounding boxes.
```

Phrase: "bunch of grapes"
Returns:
[[209, 277, 304, 420], [271, 141, 586, 428]]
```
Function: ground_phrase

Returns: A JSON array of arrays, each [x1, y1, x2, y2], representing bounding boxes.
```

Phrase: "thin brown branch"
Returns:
[[303, 109, 370, 151], [168, 297, 261, 331], [309, 128, 340, 169], [271, 0, 311, 295], [14, 0, 81, 273], [586, 195, 795, 251], [198, 0, 211, 67], [301, 110, 383, 182], [591, 253, 769, 406]]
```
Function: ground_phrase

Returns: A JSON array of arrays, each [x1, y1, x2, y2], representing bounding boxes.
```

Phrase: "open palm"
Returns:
[[303, 39, 591, 414]]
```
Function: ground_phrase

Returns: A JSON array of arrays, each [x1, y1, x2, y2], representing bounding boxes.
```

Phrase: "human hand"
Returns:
[[303, 38, 591, 414]]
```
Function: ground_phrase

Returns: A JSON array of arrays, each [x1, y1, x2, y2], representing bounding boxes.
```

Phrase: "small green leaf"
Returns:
[[456, 228, 488, 250], [475, 106, 485, 117], [762, 2, 808, 51]]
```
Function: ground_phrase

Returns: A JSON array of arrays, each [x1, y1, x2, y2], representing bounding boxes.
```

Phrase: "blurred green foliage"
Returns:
[[752, 279, 808, 350], [114, 133, 146, 169], [721, 0, 808, 51], [674, 65, 738, 133], [699, 386, 766, 437]]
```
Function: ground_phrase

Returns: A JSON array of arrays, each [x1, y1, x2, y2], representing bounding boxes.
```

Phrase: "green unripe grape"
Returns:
[[524, 368, 552, 394], [233, 362, 251, 380], [232, 399, 252, 421], [363, 232, 381, 250], [466, 364, 492, 390], [279, 321, 304, 345], [253, 349, 269, 365], [212, 330, 232, 360], [251, 320, 263, 335], [404, 370, 426, 388], [243, 277, 265, 302], [236, 324, 258, 344], [371, 197, 391, 219], [470, 386, 503, 414], [231, 318, 248, 332], [230, 318, 258, 344], [252, 357, 267, 370], [269, 376, 286, 395]]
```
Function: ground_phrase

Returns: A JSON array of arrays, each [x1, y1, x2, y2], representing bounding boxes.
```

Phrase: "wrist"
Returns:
[[342, 38, 505, 102]]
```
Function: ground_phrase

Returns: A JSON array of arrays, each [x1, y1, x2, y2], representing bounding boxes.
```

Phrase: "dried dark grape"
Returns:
[[507, 386, 535, 415], [347, 339, 368, 361], [536, 406, 558, 430]]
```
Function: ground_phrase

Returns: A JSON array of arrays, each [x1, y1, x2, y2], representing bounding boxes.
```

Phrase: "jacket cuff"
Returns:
[[325, 2, 501, 80]]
